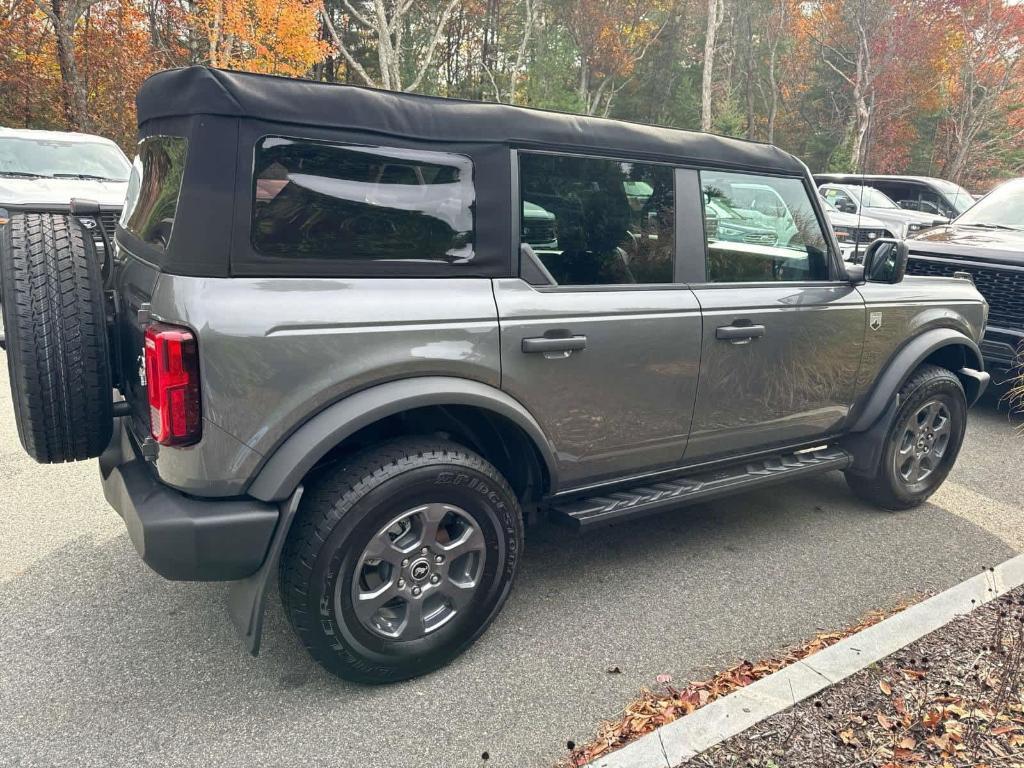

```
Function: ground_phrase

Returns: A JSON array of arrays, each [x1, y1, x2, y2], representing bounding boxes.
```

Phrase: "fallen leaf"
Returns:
[[877, 712, 894, 730], [880, 679, 893, 696], [655, 674, 672, 685], [838, 729, 858, 746], [899, 736, 917, 749]]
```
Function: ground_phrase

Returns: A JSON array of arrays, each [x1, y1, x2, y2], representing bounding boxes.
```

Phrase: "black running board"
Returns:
[[549, 446, 852, 529]]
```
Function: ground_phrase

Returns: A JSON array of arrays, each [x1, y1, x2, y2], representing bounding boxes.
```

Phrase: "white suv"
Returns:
[[0, 127, 130, 234]]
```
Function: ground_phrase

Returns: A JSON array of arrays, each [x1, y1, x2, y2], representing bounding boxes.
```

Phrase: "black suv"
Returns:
[[907, 178, 1024, 372]]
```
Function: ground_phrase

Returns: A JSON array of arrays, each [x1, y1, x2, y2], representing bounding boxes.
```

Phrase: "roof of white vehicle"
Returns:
[[0, 126, 120, 145]]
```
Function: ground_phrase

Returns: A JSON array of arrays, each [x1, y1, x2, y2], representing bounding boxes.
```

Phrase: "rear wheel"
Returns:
[[845, 364, 966, 510], [0, 213, 112, 463], [279, 438, 523, 683]]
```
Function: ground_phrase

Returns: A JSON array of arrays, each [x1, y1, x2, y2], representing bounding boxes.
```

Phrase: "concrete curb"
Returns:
[[588, 553, 1024, 768]]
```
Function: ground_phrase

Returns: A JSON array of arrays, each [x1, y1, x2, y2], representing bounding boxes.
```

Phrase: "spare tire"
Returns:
[[0, 213, 112, 462]]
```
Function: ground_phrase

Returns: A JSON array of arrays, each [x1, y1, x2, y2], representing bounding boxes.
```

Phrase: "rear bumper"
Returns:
[[99, 421, 279, 581]]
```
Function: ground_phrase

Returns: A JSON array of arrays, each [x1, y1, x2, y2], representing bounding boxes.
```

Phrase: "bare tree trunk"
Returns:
[[50, 0, 89, 129], [701, 0, 722, 132]]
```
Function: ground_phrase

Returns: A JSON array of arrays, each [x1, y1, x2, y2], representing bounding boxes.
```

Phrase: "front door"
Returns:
[[495, 152, 702, 490], [685, 170, 866, 461]]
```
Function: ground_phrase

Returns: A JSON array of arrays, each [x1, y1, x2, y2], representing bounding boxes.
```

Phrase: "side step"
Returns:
[[549, 446, 852, 529]]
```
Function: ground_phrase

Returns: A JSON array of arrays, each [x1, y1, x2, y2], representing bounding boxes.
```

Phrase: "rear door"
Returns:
[[685, 170, 865, 461], [494, 152, 703, 490]]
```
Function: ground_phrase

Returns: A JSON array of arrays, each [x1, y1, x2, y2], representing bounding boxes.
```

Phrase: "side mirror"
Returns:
[[862, 238, 909, 284], [836, 200, 856, 214]]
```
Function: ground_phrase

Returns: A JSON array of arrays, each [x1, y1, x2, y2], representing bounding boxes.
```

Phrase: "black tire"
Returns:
[[845, 364, 967, 510], [0, 213, 112, 463], [279, 438, 523, 683]]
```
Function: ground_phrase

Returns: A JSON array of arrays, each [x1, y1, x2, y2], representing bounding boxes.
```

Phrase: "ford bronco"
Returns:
[[0, 67, 990, 683]]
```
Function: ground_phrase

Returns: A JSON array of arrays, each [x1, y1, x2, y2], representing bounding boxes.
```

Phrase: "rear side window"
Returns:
[[252, 137, 475, 263], [701, 171, 830, 283], [121, 136, 188, 250], [519, 152, 674, 286]]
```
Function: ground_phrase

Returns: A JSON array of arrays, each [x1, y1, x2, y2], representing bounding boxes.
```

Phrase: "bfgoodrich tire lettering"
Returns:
[[0, 213, 112, 463], [279, 438, 523, 683], [845, 364, 966, 511]]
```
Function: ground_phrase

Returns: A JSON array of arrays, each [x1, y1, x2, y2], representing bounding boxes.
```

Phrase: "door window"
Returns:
[[518, 153, 674, 286], [703, 172, 830, 283]]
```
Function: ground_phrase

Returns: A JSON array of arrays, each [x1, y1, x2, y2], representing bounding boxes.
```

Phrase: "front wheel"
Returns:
[[846, 364, 967, 510], [279, 439, 523, 683]]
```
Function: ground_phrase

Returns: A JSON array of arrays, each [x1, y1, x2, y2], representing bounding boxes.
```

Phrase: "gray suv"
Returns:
[[0, 67, 990, 683]]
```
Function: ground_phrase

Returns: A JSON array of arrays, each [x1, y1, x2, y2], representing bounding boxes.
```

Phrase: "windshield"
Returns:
[[956, 178, 1024, 229], [0, 137, 130, 181], [850, 185, 898, 209], [932, 179, 975, 215]]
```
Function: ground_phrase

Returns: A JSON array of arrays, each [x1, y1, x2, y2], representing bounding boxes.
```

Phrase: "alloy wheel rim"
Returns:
[[894, 398, 952, 488], [346, 503, 486, 641]]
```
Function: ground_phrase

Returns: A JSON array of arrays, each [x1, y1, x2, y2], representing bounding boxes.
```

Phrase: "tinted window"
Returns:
[[519, 153, 674, 286], [702, 172, 830, 283], [252, 137, 474, 263], [121, 136, 188, 250]]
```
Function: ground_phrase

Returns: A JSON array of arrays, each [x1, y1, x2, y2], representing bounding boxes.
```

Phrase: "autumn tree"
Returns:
[[321, 0, 462, 92], [939, 0, 1024, 182]]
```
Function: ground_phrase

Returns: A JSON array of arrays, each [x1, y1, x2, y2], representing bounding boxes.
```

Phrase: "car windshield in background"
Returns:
[[0, 137, 130, 181], [933, 179, 976, 215], [955, 179, 1024, 230], [853, 186, 899, 209]]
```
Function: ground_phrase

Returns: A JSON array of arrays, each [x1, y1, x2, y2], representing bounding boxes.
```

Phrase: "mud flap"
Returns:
[[227, 486, 304, 655]]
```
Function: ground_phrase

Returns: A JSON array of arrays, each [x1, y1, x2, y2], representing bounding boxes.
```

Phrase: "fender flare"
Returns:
[[847, 327, 984, 434], [841, 327, 984, 478], [246, 376, 560, 502]]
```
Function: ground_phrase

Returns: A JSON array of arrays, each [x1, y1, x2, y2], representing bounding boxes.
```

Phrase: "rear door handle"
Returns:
[[521, 335, 587, 353], [716, 324, 766, 341]]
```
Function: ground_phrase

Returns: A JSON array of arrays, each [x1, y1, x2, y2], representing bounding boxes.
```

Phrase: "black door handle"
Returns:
[[716, 324, 766, 341], [522, 335, 587, 353]]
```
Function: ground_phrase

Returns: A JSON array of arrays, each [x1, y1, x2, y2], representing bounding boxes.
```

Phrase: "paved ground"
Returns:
[[1, 361, 1022, 768]]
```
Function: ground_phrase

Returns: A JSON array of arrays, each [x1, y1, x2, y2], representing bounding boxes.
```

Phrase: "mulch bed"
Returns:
[[683, 585, 1024, 768]]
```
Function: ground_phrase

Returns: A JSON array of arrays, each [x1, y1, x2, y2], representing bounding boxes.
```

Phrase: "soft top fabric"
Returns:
[[137, 67, 805, 174]]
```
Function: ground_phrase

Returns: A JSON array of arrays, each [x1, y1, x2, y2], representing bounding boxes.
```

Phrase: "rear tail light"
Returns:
[[144, 323, 201, 446]]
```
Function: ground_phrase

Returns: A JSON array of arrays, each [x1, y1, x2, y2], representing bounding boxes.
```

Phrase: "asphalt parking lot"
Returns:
[[1, 362, 1022, 768]]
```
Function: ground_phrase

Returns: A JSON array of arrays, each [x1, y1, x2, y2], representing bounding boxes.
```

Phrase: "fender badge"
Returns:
[[869, 312, 883, 331]]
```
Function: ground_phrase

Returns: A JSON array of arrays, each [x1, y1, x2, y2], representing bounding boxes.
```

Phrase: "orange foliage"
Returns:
[[0, 0, 327, 150]]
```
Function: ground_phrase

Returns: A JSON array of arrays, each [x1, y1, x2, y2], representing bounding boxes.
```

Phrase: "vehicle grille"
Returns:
[[743, 231, 777, 245], [522, 220, 556, 245], [907, 255, 1024, 329], [852, 228, 891, 244]]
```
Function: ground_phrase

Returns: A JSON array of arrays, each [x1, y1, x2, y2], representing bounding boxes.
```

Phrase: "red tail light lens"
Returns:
[[144, 323, 201, 446]]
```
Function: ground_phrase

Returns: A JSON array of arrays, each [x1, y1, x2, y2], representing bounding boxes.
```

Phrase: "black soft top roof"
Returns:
[[137, 66, 804, 174]]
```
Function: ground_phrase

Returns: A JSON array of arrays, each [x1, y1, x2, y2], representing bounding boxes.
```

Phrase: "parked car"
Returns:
[[819, 182, 946, 238], [0, 127, 130, 244], [521, 200, 557, 249], [819, 195, 893, 262], [815, 174, 975, 220], [704, 194, 780, 245], [0, 67, 990, 684], [907, 177, 1024, 372]]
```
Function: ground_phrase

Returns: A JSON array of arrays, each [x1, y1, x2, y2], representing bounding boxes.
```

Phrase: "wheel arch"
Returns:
[[848, 327, 983, 435], [246, 377, 558, 504]]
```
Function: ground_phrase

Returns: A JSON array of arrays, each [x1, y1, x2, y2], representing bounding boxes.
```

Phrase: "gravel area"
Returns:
[[684, 585, 1024, 768]]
